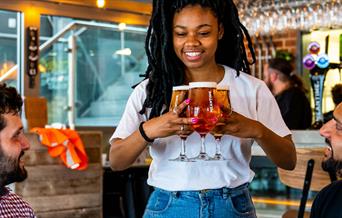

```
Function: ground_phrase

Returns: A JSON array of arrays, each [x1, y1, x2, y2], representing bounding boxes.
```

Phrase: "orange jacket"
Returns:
[[31, 128, 88, 170]]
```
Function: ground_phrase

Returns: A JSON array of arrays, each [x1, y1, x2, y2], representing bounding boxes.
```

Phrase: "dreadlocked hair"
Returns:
[[140, 0, 256, 119], [0, 83, 23, 131]]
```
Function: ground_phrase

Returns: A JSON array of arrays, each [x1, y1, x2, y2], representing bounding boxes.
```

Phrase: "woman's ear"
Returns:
[[218, 24, 224, 40]]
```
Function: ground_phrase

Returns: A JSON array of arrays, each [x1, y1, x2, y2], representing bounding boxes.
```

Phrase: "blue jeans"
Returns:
[[143, 183, 256, 218]]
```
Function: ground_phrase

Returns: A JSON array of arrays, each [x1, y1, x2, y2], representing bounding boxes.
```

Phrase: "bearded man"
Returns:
[[310, 102, 342, 218], [0, 83, 35, 217]]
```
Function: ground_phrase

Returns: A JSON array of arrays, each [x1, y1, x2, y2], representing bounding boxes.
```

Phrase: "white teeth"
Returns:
[[185, 52, 201, 57]]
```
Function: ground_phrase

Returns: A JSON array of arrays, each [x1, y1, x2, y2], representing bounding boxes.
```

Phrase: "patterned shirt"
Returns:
[[0, 187, 36, 218]]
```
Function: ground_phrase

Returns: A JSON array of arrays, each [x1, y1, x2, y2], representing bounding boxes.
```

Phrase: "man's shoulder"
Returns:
[[311, 180, 342, 218], [0, 188, 35, 217], [320, 180, 342, 194]]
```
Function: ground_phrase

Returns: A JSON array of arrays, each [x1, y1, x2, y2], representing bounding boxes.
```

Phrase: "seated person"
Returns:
[[323, 84, 342, 123], [0, 83, 35, 217], [310, 102, 342, 218], [263, 58, 312, 129]]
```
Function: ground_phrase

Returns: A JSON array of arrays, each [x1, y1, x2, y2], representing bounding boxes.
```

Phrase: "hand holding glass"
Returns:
[[169, 85, 191, 162]]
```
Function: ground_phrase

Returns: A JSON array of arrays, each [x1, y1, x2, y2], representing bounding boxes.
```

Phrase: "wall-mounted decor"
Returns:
[[27, 26, 39, 88]]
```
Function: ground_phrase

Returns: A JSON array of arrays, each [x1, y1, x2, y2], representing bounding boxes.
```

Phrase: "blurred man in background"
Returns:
[[263, 58, 312, 129], [310, 102, 342, 218], [0, 83, 35, 217]]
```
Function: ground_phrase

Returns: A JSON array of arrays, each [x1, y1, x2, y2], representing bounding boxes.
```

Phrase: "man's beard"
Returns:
[[321, 140, 342, 177], [0, 148, 27, 187]]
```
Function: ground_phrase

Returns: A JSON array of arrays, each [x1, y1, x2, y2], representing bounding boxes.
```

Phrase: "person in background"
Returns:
[[0, 83, 35, 217], [263, 58, 312, 129], [109, 0, 296, 217], [323, 83, 342, 123], [310, 102, 342, 218]]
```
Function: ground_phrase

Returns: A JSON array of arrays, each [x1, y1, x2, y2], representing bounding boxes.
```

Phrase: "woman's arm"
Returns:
[[109, 101, 192, 171], [221, 112, 296, 170], [254, 124, 296, 170]]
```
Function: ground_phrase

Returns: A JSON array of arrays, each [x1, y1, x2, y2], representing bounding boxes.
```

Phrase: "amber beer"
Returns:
[[169, 85, 189, 113], [169, 85, 190, 162], [188, 82, 220, 136], [211, 86, 231, 139]]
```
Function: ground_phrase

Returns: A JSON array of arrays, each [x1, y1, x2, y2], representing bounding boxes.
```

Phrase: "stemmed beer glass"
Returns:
[[169, 85, 191, 162], [188, 82, 221, 161], [210, 85, 232, 160]]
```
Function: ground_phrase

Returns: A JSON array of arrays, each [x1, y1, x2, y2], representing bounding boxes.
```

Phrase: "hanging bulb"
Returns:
[[96, 0, 105, 8]]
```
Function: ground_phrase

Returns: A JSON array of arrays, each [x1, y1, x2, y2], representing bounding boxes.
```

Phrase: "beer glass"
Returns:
[[169, 85, 191, 162], [210, 86, 232, 160], [188, 82, 221, 161]]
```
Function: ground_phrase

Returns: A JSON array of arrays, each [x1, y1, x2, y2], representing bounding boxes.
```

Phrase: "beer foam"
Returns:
[[172, 85, 189, 91], [189, 82, 217, 88]]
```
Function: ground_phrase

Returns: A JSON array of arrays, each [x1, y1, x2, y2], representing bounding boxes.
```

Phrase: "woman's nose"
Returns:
[[185, 34, 200, 46]]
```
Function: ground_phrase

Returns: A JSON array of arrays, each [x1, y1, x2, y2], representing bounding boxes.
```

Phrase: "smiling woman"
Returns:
[[109, 0, 296, 217]]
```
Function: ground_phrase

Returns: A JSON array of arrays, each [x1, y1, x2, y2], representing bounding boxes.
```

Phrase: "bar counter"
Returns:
[[252, 130, 325, 156]]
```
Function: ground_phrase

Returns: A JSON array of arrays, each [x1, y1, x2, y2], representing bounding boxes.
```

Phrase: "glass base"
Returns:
[[210, 154, 226, 161], [169, 155, 194, 162], [191, 152, 211, 161]]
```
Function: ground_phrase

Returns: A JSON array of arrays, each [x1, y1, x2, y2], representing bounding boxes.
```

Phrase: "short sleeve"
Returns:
[[256, 82, 291, 137], [109, 80, 148, 143]]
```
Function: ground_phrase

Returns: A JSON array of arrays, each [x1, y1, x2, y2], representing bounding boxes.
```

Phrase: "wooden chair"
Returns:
[[277, 148, 336, 218]]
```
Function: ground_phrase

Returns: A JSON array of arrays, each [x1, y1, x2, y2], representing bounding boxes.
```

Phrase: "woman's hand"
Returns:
[[220, 111, 263, 139], [144, 100, 193, 140], [219, 110, 296, 170]]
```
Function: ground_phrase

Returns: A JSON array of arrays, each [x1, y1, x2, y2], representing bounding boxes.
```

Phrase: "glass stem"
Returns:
[[216, 137, 222, 155], [200, 135, 206, 154], [180, 137, 186, 156]]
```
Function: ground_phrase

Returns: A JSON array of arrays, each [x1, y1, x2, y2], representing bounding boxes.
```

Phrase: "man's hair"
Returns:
[[140, 0, 256, 119], [268, 58, 307, 93], [331, 84, 342, 105], [0, 83, 23, 131]]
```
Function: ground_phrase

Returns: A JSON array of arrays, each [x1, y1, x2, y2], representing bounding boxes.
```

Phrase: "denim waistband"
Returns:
[[154, 183, 249, 198]]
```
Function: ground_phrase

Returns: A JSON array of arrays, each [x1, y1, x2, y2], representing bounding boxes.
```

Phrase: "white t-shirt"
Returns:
[[110, 65, 291, 191]]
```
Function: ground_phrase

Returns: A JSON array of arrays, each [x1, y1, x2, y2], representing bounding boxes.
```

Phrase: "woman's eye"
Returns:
[[199, 32, 209, 36], [175, 32, 186, 36]]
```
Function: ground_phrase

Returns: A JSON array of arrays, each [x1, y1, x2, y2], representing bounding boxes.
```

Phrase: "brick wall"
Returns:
[[245, 30, 300, 79]]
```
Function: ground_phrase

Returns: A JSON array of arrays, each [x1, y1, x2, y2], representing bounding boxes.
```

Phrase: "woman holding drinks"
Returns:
[[109, 0, 296, 217]]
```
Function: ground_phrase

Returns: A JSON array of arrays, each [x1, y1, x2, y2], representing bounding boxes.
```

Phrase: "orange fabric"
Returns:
[[31, 128, 88, 170]]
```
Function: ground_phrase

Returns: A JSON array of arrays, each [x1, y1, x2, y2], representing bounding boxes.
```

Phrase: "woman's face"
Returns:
[[172, 4, 223, 71]]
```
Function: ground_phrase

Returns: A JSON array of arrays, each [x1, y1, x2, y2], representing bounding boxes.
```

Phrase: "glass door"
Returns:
[[39, 15, 147, 127], [0, 10, 22, 89]]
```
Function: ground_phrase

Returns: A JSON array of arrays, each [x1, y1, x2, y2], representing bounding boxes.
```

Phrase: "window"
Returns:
[[0, 10, 21, 89], [39, 15, 147, 126]]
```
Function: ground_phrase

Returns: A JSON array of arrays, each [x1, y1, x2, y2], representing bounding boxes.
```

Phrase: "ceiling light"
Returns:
[[114, 48, 132, 56], [96, 0, 105, 8]]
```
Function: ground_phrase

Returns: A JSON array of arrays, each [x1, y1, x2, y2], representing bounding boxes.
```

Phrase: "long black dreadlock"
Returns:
[[139, 0, 256, 119]]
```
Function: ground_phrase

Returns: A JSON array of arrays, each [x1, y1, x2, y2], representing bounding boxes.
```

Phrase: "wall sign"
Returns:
[[27, 26, 39, 88]]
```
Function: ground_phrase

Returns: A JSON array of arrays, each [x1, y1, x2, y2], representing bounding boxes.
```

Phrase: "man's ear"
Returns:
[[218, 24, 224, 40], [270, 71, 278, 82]]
